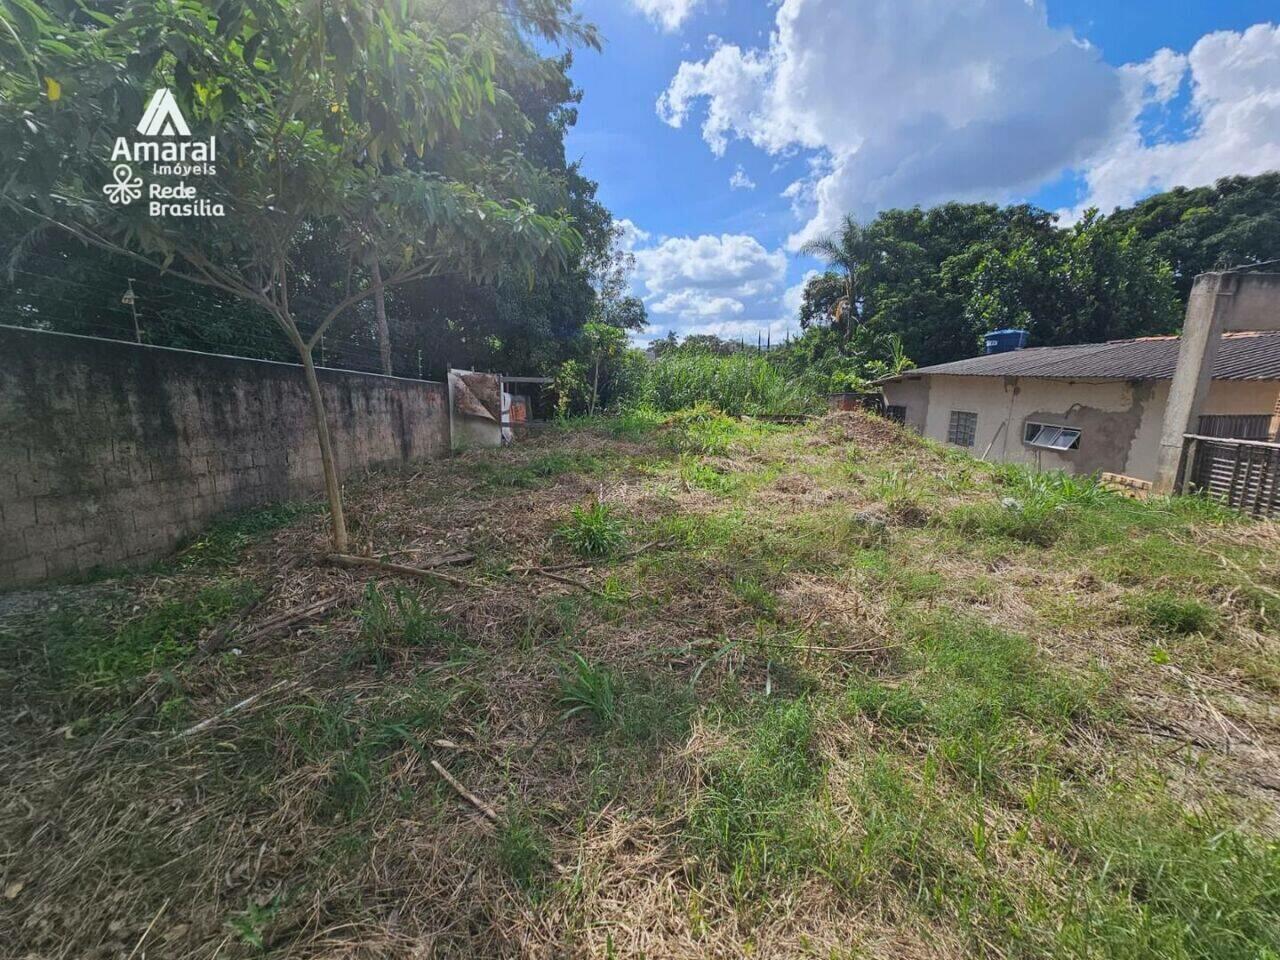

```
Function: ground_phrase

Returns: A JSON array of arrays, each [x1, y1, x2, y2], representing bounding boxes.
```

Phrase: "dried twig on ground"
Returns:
[[174, 679, 299, 739], [430, 758, 499, 822], [330, 553, 475, 589]]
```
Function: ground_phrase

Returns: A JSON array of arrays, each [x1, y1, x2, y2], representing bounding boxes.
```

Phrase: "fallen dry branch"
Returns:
[[174, 679, 299, 739], [508, 564, 614, 599], [202, 595, 344, 655], [430, 758, 499, 822], [330, 553, 475, 589], [511, 540, 674, 574]]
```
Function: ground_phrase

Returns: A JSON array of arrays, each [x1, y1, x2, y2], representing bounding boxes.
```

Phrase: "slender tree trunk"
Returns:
[[372, 262, 393, 377], [297, 340, 350, 553], [590, 355, 600, 416]]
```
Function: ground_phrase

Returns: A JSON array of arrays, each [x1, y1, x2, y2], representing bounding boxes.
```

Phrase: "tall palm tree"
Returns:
[[799, 214, 873, 340]]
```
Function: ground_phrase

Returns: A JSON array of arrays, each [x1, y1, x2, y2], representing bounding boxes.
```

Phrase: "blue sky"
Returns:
[[561, 0, 1280, 344]]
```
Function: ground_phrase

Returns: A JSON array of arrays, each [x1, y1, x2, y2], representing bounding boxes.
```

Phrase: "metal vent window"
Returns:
[[1197, 414, 1274, 440], [1024, 421, 1082, 451], [884, 404, 906, 424], [947, 411, 977, 447]]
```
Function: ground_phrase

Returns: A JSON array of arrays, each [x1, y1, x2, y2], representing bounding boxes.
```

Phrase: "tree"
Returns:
[[1108, 173, 1280, 300], [1, 0, 593, 552], [580, 321, 627, 415], [799, 214, 877, 339], [966, 211, 1180, 346], [586, 220, 647, 331]]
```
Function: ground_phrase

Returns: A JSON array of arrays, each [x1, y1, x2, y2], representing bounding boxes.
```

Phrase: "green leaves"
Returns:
[[0, 0, 587, 309]]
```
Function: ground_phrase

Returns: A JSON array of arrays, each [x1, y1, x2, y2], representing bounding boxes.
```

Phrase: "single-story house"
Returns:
[[878, 331, 1280, 482]]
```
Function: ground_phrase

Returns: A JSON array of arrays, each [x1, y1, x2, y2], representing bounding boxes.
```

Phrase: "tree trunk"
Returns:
[[590, 356, 600, 416], [372, 262, 393, 377], [298, 342, 350, 552]]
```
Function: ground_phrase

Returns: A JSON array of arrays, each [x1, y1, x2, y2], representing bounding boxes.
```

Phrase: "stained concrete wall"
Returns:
[[0, 326, 449, 587], [882, 373, 1278, 480]]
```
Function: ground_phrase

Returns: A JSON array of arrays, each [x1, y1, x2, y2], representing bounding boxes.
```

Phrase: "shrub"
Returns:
[[643, 352, 811, 416], [556, 501, 627, 557]]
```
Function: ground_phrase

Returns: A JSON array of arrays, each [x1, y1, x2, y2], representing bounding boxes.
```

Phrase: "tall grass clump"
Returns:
[[643, 352, 812, 416], [556, 501, 627, 557], [951, 466, 1121, 546]]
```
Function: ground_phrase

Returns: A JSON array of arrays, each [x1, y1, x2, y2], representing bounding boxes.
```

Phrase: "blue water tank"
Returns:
[[984, 328, 1029, 355]]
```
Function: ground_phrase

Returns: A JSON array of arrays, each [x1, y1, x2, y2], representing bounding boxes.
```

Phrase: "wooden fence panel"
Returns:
[[1184, 434, 1280, 518]]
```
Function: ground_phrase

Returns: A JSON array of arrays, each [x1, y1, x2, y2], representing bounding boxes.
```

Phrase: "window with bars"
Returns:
[[884, 404, 906, 424], [1023, 421, 1082, 451], [947, 410, 977, 447]]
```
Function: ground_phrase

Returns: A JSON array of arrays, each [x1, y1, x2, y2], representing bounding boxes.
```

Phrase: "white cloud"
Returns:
[[729, 165, 757, 190], [781, 269, 818, 320], [657, 0, 1129, 248], [1126, 47, 1188, 105], [1068, 23, 1280, 217], [628, 0, 703, 32], [624, 228, 793, 339], [614, 218, 651, 251]]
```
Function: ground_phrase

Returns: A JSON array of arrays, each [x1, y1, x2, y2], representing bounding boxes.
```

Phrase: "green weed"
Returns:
[[731, 574, 778, 617], [1134, 590, 1219, 636], [179, 502, 318, 568], [557, 652, 618, 728], [44, 581, 258, 693], [495, 808, 553, 891], [226, 894, 283, 951], [556, 501, 627, 558], [351, 583, 456, 669], [688, 699, 824, 894], [471, 452, 604, 490], [680, 457, 738, 494]]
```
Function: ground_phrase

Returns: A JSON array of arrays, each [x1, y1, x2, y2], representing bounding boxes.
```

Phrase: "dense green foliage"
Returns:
[[0, 0, 633, 381], [798, 174, 1280, 367], [1109, 172, 1280, 301]]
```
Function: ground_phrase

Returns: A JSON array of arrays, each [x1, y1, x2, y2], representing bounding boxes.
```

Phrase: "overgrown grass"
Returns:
[[178, 502, 319, 568], [20, 580, 258, 697], [469, 451, 605, 490], [6, 411, 1278, 960], [270, 676, 462, 821], [643, 352, 812, 416], [688, 698, 825, 896]]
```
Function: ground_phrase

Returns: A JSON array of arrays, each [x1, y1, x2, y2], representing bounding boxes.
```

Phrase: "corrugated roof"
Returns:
[[885, 331, 1280, 383]]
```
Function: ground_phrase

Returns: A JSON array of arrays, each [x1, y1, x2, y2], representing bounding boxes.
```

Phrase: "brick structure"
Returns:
[[0, 326, 449, 587]]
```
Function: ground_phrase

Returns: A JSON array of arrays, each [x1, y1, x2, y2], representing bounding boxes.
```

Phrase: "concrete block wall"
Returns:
[[0, 326, 449, 588]]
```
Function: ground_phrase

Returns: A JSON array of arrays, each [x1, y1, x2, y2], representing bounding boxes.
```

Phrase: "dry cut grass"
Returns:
[[1, 409, 1279, 959]]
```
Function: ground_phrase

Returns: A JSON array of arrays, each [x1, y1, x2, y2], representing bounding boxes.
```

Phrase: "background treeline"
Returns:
[[792, 173, 1280, 368], [4, 93, 1278, 410], [613, 173, 1280, 417]]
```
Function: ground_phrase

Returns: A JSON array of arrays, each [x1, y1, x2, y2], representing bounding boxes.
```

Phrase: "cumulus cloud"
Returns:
[[614, 218, 651, 251], [633, 232, 787, 323], [781, 269, 818, 319], [658, 0, 1127, 248], [628, 0, 703, 32], [729, 165, 757, 190], [619, 227, 795, 339], [1068, 23, 1280, 217]]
